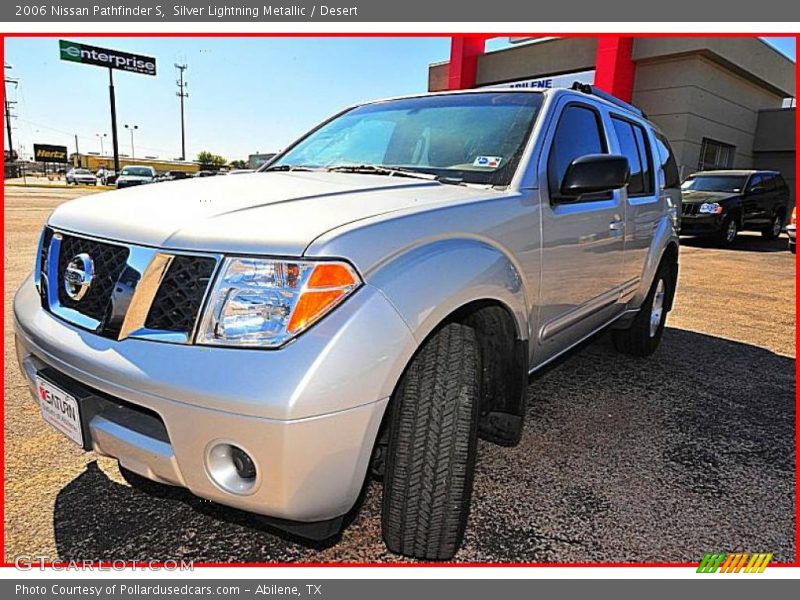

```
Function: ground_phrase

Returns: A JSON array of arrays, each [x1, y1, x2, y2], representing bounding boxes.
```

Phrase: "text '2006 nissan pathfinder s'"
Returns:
[[14, 84, 681, 560]]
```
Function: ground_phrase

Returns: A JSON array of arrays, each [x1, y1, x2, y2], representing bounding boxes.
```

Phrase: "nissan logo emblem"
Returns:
[[63, 253, 94, 301]]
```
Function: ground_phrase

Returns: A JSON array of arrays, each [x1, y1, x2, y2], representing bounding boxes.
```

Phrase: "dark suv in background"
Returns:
[[680, 170, 790, 247]]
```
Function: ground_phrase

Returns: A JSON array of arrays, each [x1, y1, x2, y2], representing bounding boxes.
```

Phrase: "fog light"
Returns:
[[231, 446, 256, 479], [205, 442, 259, 495]]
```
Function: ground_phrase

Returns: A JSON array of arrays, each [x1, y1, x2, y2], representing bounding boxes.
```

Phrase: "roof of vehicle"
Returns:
[[359, 86, 654, 126], [689, 169, 779, 177]]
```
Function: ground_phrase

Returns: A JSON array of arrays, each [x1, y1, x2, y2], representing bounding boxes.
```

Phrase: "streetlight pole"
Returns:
[[124, 124, 138, 159], [96, 133, 107, 156]]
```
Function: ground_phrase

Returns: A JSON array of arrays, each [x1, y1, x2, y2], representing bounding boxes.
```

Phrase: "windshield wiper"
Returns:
[[326, 164, 463, 185], [263, 164, 316, 172]]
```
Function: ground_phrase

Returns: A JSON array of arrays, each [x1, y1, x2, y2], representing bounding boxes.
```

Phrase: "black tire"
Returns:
[[790, 241, 796, 254], [612, 261, 672, 357], [382, 322, 480, 560], [717, 216, 738, 248], [762, 212, 784, 240]]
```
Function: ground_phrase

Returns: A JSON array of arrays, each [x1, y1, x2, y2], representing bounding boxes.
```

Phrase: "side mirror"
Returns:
[[560, 154, 630, 198], [748, 185, 765, 195]]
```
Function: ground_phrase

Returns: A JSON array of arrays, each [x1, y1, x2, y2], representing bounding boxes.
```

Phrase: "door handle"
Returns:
[[609, 219, 625, 234]]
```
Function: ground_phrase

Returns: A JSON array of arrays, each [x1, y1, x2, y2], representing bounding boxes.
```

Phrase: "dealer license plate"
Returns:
[[35, 376, 84, 447]]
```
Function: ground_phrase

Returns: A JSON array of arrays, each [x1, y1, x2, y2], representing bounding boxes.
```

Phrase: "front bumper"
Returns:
[[116, 180, 147, 188], [679, 212, 725, 235], [14, 276, 417, 522], [787, 224, 795, 244]]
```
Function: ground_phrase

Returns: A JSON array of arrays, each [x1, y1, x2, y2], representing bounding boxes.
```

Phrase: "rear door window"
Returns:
[[611, 117, 654, 196]]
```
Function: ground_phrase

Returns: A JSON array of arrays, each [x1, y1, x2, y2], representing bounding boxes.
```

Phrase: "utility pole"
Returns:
[[74, 134, 80, 166], [4, 63, 18, 160], [175, 63, 188, 161]]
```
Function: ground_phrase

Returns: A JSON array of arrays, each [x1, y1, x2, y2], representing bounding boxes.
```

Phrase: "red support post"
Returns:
[[447, 36, 486, 90], [594, 37, 636, 102]]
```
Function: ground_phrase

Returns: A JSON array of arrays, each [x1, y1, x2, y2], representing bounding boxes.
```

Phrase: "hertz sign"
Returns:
[[33, 144, 69, 164], [59, 40, 157, 76]]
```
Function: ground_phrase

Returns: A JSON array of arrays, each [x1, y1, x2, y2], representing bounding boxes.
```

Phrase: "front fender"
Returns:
[[367, 238, 530, 345]]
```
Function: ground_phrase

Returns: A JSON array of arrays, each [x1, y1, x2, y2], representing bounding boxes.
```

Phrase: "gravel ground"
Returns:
[[4, 186, 795, 564]]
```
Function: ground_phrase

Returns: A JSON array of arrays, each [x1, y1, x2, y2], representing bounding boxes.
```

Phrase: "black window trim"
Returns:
[[609, 112, 656, 198], [546, 100, 612, 204]]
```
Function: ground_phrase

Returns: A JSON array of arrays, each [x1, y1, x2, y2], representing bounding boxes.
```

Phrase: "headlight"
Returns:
[[699, 202, 723, 214], [197, 257, 361, 348]]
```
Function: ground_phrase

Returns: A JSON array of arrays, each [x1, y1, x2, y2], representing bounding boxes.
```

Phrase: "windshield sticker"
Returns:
[[473, 156, 503, 168]]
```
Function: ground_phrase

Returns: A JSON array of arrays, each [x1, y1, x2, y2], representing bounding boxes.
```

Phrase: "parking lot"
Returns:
[[3, 185, 795, 564]]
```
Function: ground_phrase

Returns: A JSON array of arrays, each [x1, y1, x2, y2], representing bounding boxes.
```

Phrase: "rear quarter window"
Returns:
[[654, 132, 680, 189]]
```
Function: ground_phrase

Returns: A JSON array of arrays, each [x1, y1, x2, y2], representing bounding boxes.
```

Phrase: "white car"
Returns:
[[116, 166, 156, 189], [65, 168, 98, 186]]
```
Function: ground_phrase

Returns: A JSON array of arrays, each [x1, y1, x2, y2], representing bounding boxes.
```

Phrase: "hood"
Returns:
[[48, 171, 488, 256], [681, 190, 740, 203]]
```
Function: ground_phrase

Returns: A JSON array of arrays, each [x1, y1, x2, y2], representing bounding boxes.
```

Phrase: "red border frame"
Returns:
[[1, 31, 797, 570]]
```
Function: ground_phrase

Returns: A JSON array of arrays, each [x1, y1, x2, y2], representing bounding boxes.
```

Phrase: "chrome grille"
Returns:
[[38, 227, 219, 343], [682, 202, 701, 216], [56, 234, 130, 323], [145, 255, 217, 333]]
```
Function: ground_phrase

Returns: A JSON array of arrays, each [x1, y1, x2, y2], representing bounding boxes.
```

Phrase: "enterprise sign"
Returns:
[[59, 40, 157, 76], [484, 69, 595, 90]]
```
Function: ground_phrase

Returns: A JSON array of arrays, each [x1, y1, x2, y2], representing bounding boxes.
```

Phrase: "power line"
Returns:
[[175, 63, 188, 161]]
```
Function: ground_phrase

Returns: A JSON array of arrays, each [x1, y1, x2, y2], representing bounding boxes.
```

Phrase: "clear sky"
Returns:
[[4, 36, 795, 163]]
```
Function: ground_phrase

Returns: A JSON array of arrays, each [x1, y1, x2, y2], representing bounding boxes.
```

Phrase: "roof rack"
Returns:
[[570, 82, 645, 118]]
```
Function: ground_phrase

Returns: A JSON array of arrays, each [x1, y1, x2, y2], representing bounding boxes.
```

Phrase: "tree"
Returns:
[[197, 151, 227, 171], [229, 159, 247, 169]]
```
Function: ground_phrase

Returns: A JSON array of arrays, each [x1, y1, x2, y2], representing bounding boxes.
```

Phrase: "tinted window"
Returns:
[[611, 117, 654, 196], [748, 174, 765, 192], [654, 132, 680, 188], [548, 105, 607, 195]]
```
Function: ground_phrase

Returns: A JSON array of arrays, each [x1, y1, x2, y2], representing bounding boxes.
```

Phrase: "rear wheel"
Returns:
[[612, 261, 672, 357], [382, 322, 480, 560], [762, 212, 784, 240]]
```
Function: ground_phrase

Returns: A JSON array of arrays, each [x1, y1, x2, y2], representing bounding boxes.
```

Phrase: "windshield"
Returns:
[[682, 175, 747, 193], [121, 167, 153, 177], [268, 92, 544, 186], [74, 169, 91, 175]]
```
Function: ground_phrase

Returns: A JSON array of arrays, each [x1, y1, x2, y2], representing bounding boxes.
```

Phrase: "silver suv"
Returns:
[[14, 86, 681, 560]]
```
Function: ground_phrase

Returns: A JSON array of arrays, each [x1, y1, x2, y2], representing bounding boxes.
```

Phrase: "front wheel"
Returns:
[[382, 322, 480, 560], [612, 261, 672, 357], [717, 217, 738, 248]]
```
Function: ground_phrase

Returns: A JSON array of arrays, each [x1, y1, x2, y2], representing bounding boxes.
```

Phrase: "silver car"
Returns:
[[65, 168, 98, 186], [14, 86, 680, 560]]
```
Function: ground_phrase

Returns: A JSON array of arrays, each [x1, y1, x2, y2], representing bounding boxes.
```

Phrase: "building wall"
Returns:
[[753, 108, 796, 208], [632, 55, 786, 179], [427, 37, 795, 185]]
